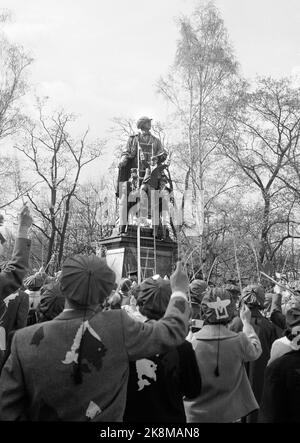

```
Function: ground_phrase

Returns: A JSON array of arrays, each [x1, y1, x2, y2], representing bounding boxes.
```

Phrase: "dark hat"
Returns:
[[223, 284, 240, 302], [136, 276, 171, 320], [37, 282, 65, 321], [201, 287, 235, 324], [241, 285, 265, 309], [137, 116, 152, 129], [189, 279, 208, 304], [223, 283, 240, 294], [60, 254, 116, 306]]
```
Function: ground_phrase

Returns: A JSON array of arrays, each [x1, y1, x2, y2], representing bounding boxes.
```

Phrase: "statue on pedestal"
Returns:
[[116, 117, 172, 238]]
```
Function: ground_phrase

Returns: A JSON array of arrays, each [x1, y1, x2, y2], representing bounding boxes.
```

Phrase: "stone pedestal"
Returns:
[[98, 226, 177, 283]]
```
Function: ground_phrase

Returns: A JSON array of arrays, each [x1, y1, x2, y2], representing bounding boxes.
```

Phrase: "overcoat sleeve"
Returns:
[[259, 362, 286, 422], [0, 238, 31, 302], [240, 327, 262, 362], [122, 294, 190, 361]]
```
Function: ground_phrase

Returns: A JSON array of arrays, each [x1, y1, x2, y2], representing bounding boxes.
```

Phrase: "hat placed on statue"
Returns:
[[60, 254, 116, 306], [137, 116, 152, 129]]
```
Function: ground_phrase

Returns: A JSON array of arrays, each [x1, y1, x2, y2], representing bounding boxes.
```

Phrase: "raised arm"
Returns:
[[0, 205, 32, 301], [240, 303, 262, 361], [270, 285, 286, 330]]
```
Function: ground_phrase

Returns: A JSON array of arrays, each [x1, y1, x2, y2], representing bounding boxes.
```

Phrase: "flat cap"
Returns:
[[60, 254, 116, 306]]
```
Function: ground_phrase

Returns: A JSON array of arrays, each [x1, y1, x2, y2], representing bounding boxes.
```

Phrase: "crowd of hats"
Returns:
[[21, 252, 300, 335]]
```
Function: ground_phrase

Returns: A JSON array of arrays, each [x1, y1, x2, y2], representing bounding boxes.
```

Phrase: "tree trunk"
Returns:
[[259, 192, 270, 264], [57, 196, 71, 266]]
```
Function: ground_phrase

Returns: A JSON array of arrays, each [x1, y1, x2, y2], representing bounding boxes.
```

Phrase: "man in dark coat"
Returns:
[[0, 289, 29, 371], [229, 284, 278, 422], [259, 302, 300, 422]]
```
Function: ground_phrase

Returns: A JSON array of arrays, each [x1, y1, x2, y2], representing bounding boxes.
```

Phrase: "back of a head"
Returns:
[[24, 271, 47, 291], [189, 279, 208, 305], [119, 278, 132, 294], [60, 254, 116, 307], [201, 287, 236, 325], [241, 284, 265, 309], [136, 276, 172, 320], [223, 283, 240, 301], [37, 281, 65, 322]]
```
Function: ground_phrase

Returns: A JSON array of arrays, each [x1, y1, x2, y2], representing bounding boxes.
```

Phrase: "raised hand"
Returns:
[[17, 204, 33, 238], [170, 261, 189, 295], [240, 302, 251, 324]]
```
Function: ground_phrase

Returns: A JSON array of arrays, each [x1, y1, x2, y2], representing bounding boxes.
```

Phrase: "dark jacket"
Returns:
[[0, 238, 31, 302], [270, 292, 286, 333], [229, 309, 278, 422], [123, 340, 201, 422], [0, 289, 29, 371], [259, 350, 300, 423]]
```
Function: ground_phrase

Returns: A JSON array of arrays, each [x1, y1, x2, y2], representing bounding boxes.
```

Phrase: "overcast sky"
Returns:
[[2, 0, 300, 180]]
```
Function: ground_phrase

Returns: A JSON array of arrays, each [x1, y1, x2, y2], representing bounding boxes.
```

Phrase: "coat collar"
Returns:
[[54, 307, 101, 321], [193, 324, 238, 340]]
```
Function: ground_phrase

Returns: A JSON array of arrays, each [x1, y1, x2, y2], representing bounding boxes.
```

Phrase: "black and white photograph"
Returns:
[[0, 0, 300, 429]]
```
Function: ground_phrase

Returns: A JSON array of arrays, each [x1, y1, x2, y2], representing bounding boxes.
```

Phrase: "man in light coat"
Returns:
[[0, 257, 190, 421]]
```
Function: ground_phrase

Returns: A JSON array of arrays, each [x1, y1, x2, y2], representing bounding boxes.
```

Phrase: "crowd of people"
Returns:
[[0, 205, 299, 422]]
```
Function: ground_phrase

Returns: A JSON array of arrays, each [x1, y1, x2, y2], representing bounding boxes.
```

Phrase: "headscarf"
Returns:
[[136, 276, 171, 320], [241, 284, 265, 309], [60, 254, 116, 306]]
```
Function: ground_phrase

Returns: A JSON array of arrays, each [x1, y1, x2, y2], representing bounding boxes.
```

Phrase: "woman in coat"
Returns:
[[184, 287, 262, 423]]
